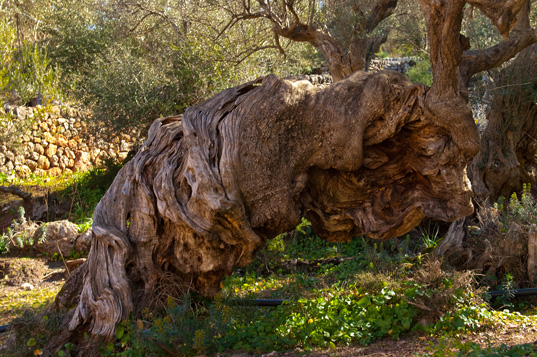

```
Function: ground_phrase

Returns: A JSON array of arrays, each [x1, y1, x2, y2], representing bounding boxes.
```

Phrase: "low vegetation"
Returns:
[[2, 171, 537, 356]]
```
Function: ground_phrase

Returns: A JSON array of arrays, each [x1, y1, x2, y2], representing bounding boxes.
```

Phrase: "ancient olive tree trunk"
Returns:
[[469, 43, 537, 203], [61, 70, 479, 338]]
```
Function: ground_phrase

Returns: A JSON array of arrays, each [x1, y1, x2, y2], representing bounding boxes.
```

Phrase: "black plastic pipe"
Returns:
[[0, 324, 9, 333], [231, 299, 285, 306], [488, 288, 537, 298], [232, 288, 537, 307]]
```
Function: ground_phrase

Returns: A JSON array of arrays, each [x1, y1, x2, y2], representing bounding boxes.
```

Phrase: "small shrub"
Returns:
[[0, 206, 42, 254], [406, 56, 432, 86], [107, 294, 232, 356], [475, 183, 537, 288]]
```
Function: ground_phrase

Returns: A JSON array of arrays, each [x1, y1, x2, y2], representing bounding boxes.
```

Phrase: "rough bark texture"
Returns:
[[469, 43, 537, 203], [435, 217, 466, 258], [60, 70, 479, 338], [528, 227, 537, 285]]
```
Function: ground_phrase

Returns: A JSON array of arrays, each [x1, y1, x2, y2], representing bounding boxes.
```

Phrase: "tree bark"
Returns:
[[469, 43, 537, 203], [57, 70, 479, 338]]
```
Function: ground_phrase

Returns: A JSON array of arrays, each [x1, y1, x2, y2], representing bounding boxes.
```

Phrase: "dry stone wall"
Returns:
[[0, 104, 139, 177], [369, 57, 417, 74]]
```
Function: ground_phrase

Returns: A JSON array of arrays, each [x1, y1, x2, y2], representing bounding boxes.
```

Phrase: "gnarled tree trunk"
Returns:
[[469, 43, 537, 203], [56, 70, 479, 340], [47, 1, 537, 352]]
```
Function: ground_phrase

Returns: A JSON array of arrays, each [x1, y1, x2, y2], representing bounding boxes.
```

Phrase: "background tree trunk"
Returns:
[[55, 70, 479, 340], [469, 43, 537, 203]]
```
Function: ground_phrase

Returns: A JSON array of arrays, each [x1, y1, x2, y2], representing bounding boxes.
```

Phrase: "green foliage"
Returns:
[[65, 166, 121, 224], [419, 220, 441, 251], [462, 8, 503, 51], [505, 184, 537, 225], [269, 287, 418, 348], [103, 217, 510, 355], [0, 17, 62, 104], [0, 206, 43, 254], [426, 338, 537, 357], [406, 56, 432, 86], [104, 295, 232, 356], [494, 273, 517, 310], [476, 183, 537, 288]]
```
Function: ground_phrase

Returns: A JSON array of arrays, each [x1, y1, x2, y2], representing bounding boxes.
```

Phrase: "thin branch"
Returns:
[[487, 80, 537, 91], [216, 11, 266, 40], [466, 0, 528, 37], [127, 12, 154, 33], [0, 185, 33, 201], [308, 0, 316, 26], [274, 32, 285, 55], [285, 0, 301, 31], [234, 44, 282, 64], [130, 3, 183, 38]]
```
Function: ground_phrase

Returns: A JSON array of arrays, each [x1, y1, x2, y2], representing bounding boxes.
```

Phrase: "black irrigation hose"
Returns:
[[488, 288, 537, 298], [0, 324, 9, 333], [230, 299, 285, 306], [231, 288, 537, 307]]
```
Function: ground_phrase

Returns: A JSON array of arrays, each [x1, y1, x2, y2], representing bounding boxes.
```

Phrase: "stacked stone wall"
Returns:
[[369, 57, 417, 74], [0, 104, 139, 177]]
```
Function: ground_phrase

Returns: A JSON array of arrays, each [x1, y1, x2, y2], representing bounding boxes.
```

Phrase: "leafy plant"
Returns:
[[0, 206, 44, 254], [494, 273, 517, 310], [419, 220, 441, 251], [476, 183, 537, 289], [0, 17, 62, 104], [406, 56, 432, 86]]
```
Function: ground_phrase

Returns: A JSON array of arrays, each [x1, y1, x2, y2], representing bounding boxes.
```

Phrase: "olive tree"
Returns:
[[210, 0, 400, 81], [41, 1, 537, 353]]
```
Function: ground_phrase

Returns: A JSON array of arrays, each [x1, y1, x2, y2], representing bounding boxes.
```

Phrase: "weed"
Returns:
[[0, 207, 44, 254], [104, 294, 232, 356], [494, 273, 517, 310], [476, 183, 537, 288], [418, 220, 441, 251]]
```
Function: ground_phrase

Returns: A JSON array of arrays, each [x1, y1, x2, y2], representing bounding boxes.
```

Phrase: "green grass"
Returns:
[[0, 161, 121, 227], [0, 283, 62, 325]]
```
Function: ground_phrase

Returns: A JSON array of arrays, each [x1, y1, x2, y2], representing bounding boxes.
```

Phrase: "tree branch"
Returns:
[[418, 0, 466, 98], [459, 1, 537, 89], [0, 185, 32, 201], [366, 0, 398, 32], [466, 0, 528, 38], [129, 3, 183, 38]]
